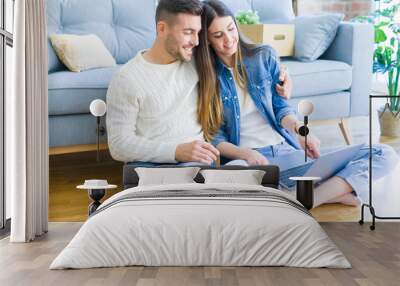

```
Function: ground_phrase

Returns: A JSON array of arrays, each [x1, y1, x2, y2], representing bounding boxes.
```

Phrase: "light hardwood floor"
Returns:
[[1, 222, 400, 286], [49, 151, 363, 222], [49, 151, 123, 221], [49, 116, 400, 222]]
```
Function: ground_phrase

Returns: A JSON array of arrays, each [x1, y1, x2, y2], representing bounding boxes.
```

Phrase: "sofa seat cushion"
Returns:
[[282, 59, 352, 98], [48, 66, 121, 115]]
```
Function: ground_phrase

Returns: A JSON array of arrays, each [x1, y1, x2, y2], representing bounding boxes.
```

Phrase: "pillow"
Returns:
[[292, 14, 344, 62], [200, 169, 266, 185], [49, 34, 116, 72], [135, 167, 201, 186], [221, 0, 251, 15], [252, 0, 295, 24]]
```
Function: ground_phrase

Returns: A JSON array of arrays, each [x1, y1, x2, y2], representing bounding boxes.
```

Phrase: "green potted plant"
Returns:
[[235, 9, 260, 25], [354, 0, 400, 137]]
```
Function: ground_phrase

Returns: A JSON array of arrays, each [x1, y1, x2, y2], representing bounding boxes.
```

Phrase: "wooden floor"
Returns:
[[49, 152, 362, 222], [1, 222, 400, 286], [49, 151, 123, 221], [49, 149, 362, 222], [49, 150, 400, 222], [49, 116, 400, 222]]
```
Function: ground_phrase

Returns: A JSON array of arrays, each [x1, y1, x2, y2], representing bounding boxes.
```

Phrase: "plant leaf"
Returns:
[[375, 28, 387, 43]]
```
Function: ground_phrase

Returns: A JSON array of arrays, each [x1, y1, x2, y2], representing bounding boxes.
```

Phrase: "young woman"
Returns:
[[195, 0, 399, 207]]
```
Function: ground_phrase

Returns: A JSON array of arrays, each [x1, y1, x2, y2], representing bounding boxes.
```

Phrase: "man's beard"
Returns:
[[165, 35, 190, 62]]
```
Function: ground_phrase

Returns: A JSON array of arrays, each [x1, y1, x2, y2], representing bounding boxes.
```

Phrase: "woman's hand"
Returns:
[[238, 148, 269, 166], [276, 65, 292, 100], [297, 133, 321, 159]]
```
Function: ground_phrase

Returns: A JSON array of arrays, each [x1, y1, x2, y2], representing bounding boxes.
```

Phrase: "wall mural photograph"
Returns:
[[1, 0, 400, 285]]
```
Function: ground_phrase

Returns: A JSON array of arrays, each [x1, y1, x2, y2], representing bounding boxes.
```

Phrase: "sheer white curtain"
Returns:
[[7, 0, 48, 242]]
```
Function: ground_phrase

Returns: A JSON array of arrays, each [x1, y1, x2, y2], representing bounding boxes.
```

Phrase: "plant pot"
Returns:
[[378, 104, 400, 137]]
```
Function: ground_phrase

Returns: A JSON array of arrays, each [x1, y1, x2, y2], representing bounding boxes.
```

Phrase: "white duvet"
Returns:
[[50, 183, 351, 269]]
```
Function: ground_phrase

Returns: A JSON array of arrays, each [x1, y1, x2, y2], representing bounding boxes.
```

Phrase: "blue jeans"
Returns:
[[227, 142, 399, 201]]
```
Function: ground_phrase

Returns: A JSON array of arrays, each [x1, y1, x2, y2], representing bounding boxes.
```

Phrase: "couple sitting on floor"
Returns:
[[106, 0, 398, 208]]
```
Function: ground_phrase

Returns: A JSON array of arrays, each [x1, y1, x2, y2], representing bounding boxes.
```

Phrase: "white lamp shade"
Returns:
[[297, 100, 314, 116], [90, 99, 107, 117]]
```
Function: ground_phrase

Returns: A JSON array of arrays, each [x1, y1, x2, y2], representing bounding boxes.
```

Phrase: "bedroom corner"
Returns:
[[1, 0, 400, 285]]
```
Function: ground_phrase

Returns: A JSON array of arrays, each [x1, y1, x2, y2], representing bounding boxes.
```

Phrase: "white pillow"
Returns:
[[49, 34, 116, 72], [200, 169, 266, 185], [135, 167, 201, 186]]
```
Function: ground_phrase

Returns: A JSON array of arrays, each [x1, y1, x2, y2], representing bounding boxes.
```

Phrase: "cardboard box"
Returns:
[[239, 24, 295, 57]]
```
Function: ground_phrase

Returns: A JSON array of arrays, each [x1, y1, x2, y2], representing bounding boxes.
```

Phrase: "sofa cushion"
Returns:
[[282, 59, 352, 98], [253, 0, 295, 23], [221, 0, 294, 23], [220, 0, 251, 14], [48, 66, 121, 115], [46, 0, 156, 72], [292, 14, 344, 62]]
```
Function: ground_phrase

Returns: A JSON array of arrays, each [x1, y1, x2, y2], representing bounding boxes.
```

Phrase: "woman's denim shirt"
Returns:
[[212, 46, 301, 151]]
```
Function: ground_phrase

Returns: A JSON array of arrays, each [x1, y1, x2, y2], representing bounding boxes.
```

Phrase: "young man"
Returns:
[[106, 0, 291, 165]]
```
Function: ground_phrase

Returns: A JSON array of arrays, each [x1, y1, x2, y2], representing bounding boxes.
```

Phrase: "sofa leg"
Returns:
[[338, 118, 353, 145]]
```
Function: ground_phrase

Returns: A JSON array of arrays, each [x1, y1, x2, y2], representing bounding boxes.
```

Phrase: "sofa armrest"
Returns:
[[321, 22, 374, 116]]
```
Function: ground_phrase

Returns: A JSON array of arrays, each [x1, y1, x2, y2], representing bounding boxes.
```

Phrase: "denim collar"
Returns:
[[214, 54, 229, 76], [213, 53, 246, 77]]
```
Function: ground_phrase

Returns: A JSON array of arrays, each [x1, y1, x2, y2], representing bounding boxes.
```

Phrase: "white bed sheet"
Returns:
[[50, 183, 350, 269]]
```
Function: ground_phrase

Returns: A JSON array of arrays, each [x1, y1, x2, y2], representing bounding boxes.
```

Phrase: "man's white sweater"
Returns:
[[106, 51, 203, 163]]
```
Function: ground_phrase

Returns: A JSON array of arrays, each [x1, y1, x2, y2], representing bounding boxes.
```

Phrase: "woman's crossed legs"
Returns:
[[225, 142, 399, 208]]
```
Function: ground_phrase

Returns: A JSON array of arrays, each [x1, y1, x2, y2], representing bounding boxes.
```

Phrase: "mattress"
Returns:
[[50, 183, 351, 269]]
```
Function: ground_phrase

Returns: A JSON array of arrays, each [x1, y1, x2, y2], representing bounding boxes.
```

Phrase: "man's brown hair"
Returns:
[[155, 0, 203, 24]]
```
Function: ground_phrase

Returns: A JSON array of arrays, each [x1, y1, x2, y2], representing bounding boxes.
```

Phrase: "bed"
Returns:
[[50, 165, 350, 269]]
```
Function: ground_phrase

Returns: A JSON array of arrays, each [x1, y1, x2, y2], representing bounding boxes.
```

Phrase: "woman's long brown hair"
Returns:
[[195, 0, 257, 142]]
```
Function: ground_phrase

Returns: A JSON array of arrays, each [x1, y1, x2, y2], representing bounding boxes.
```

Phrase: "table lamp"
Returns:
[[89, 99, 107, 162]]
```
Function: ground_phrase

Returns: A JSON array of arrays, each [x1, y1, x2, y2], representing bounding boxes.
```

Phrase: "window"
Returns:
[[1, 0, 14, 231]]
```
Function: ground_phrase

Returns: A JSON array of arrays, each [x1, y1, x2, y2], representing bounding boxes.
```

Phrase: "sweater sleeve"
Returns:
[[106, 72, 178, 163]]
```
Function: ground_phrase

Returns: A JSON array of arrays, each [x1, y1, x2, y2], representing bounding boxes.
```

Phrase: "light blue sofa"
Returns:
[[47, 0, 373, 147]]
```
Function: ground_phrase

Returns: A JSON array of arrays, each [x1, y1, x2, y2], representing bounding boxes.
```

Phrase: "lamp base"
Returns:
[[88, 189, 105, 215], [296, 180, 314, 210], [289, 177, 320, 210]]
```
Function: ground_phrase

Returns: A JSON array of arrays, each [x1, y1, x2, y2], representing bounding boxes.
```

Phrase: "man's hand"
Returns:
[[238, 148, 269, 166], [276, 65, 292, 100], [175, 140, 220, 165], [297, 132, 321, 159]]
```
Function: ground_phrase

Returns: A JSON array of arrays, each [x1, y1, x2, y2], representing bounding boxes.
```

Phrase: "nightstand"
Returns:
[[77, 180, 117, 215]]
